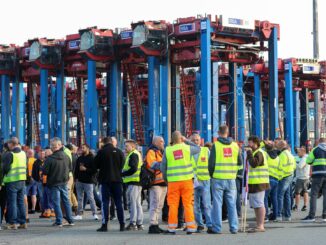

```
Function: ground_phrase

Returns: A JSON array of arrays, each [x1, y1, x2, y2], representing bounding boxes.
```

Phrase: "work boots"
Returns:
[[148, 225, 161, 234], [97, 224, 108, 232]]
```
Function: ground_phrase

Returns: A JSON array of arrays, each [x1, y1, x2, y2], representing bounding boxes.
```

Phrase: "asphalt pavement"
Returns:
[[0, 198, 325, 245]]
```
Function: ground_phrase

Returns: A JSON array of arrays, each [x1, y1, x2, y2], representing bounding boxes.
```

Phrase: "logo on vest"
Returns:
[[201, 157, 206, 162], [173, 150, 184, 160], [223, 148, 233, 157]]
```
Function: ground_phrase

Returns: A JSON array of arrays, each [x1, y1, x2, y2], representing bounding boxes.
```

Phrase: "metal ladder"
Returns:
[[123, 64, 145, 145], [179, 67, 196, 137], [29, 83, 40, 146]]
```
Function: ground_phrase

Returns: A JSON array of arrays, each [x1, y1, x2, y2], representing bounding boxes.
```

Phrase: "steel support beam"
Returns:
[[263, 99, 269, 139], [284, 62, 294, 152], [252, 74, 262, 137], [40, 69, 49, 148], [160, 56, 170, 144], [50, 83, 56, 139], [200, 18, 212, 142], [300, 89, 309, 147], [268, 27, 279, 140], [212, 62, 219, 140], [229, 63, 237, 139], [1, 75, 10, 141], [293, 90, 300, 148], [87, 60, 99, 149], [195, 71, 202, 133], [11, 80, 18, 138], [108, 61, 120, 137], [56, 67, 66, 142], [148, 56, 160, 144], [236, 67, 245, 142], [314, 89, 320, 141]]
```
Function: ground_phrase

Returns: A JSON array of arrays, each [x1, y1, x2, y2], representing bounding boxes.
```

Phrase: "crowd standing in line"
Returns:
[[0, 126, 326, 235]]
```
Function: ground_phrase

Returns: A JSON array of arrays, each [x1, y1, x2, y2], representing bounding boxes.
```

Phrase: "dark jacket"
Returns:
[[32, 159, 43, 182], [94, 143, 125, 184], [121, 152, 140, 186], [75, 153, 97, 184], [247, 149, 270, 193], [208, 137, 243, 178], [43, 149, 71, 187]]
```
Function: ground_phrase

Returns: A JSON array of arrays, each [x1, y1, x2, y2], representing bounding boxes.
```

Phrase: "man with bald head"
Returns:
[[276, 140, 296, 222], [2, 137, 27, 229], [145, 136, 167, 234], [191, 133, 212, 233], [161, 131, 200, 235]]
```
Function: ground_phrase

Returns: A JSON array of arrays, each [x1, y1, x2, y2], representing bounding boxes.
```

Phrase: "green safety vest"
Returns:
[[266, 154, 281, 180], [193, 147, 210, 181], [213, 141, 239, 180], [165, 143, 194, 182], [3, 151, 27, 184], [249, 148, 269, 184], [123, 149, 142, 183], [279, 149, 295, 179], [63, 147, 73, 177]]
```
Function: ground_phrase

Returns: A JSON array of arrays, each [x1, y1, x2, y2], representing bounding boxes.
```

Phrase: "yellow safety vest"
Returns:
[[279, 149, 295, 179], [249, 148, 269, 184], [266, 154, 281, 180], [4, 151, 27, 184], [123, 149, 142, 183], [193, 147, 210, 181], [165, 143, 194, 182], [213, 141, 239, 180]]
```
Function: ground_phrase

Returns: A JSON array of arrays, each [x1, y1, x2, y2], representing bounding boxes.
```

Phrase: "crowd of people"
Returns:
[[0, 125, 325, 235]]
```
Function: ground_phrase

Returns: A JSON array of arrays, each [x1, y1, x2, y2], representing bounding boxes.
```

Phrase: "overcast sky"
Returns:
[[1, 0, 325, 59]]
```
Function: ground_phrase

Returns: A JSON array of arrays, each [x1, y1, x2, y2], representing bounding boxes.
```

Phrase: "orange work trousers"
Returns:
[[167, 179, 196, 232]]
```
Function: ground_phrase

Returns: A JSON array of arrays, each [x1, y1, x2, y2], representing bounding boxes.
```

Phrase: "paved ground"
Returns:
[[0, 198, 325, 245]]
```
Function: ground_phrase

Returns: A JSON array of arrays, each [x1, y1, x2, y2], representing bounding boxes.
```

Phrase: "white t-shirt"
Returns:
[[296, 154, 310, 180]]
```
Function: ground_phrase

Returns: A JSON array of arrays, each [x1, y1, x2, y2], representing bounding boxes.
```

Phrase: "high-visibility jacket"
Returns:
[[279, 149, 295, 179], [123, 149, 142, 183], [145, 148, 165, 185], [3, 151, 27, 184], [193, 147, 210, 181], [249, 148, 269, 184], [165, 143, 194, 182], [306, 146, 326, 177], [63, 147, 73, 177], [213, 141, 239, 180], [266, 154, 281, 180], [27, 157, 36, 177]]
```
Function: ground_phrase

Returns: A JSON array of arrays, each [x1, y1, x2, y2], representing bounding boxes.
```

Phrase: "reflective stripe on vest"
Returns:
[[213, 141, 239, 180], [311, 150, 326, 175], [123, 150, 142, 183], [249, 148, 269, 184], [193, 147, 210, 181], [267, 155, 281, 180], [4, 151, 27, 184], [279, 150, 295, 178], [165, 143, 194, 182]]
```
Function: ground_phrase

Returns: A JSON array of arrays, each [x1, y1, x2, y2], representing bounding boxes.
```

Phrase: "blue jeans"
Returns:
[[277, 175, 293, 218], [36, 182, 44, 210], [194, 180, 212, 227], [50, 184, 73, 224], [6, 181, 26, 225], [211, 179, 238, 233], [264, 177, 279, 219], [43, 186, 53, 210]]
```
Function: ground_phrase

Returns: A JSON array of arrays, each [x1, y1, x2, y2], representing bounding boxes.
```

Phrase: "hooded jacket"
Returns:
[[43, 148, 71, 187]]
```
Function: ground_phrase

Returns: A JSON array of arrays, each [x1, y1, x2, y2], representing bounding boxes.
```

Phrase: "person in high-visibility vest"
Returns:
[[246, 136, 270, 233], [302, 137, 326, 222], [190, 133, 212, 233], [208, 125, 242, 234], [276, 140, 295, 222], [161, 131, 200, 235], [2, 137, 27, 230], [122, 140, 144, 231], [25, 149, 37, 215], [263, 141, 281, 222]]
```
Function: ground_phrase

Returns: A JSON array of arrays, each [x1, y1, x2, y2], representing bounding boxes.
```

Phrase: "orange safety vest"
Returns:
[[145, 149, 165, 185]]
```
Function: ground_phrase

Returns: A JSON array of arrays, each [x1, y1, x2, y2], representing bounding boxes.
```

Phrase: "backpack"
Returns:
[[139, 148, 158, 189], [139, 163, 155, 189]]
